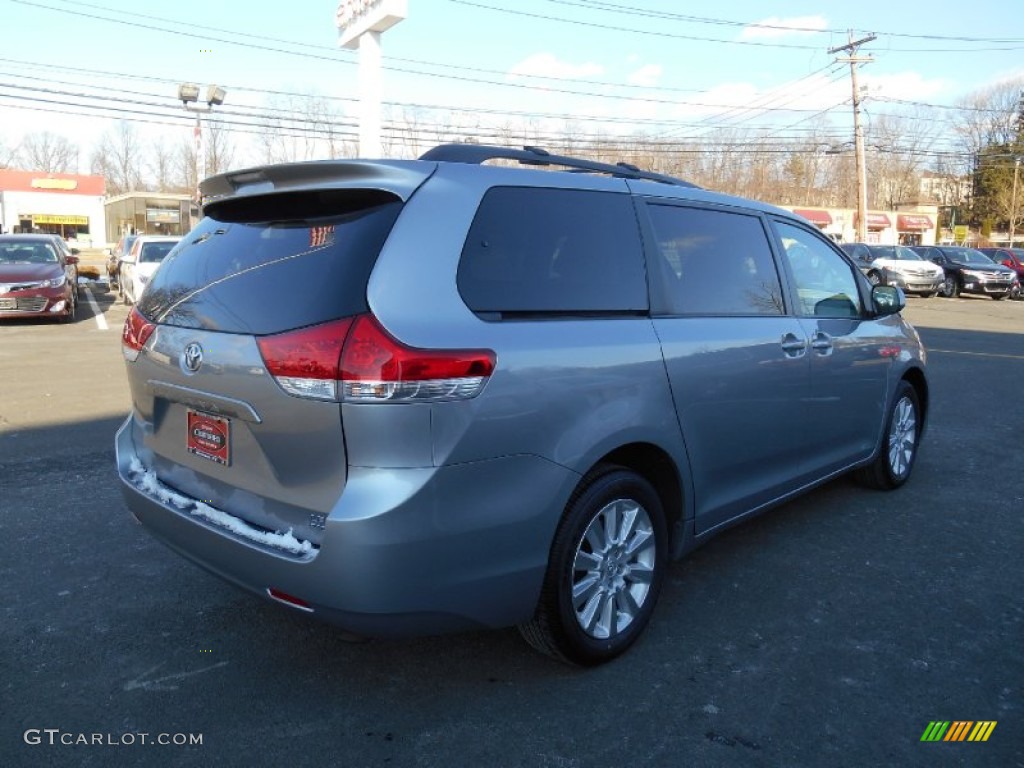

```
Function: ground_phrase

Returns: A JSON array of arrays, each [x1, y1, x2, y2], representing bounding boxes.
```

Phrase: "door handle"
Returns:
[[780, 333, 807, 357], [811, 331, 833, 355]]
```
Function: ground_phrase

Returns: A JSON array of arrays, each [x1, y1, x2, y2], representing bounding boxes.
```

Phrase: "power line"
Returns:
[[0, 90, 972, 161], [451, 0, 1024, 52], [449, 0, 824, 49], [13, 0, 762, 98]]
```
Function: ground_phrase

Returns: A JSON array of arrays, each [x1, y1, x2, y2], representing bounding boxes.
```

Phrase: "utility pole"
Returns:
[[829, 32, 876, 242], [1010, 157, 1020, 248]]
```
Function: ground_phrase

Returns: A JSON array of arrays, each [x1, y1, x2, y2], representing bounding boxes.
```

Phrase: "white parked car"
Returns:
[[841, 243, 945, 297], [120, 236, 180, 306]]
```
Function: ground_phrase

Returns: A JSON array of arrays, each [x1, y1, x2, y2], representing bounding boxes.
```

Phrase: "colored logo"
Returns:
[[920, 721, 996, 742]]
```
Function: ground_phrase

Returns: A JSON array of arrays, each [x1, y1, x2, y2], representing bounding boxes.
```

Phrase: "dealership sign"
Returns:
[[336, 0, 407, 48]]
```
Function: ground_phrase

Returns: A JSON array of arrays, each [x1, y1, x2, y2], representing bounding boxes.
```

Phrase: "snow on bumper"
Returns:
[[126, 457, 315, 556]]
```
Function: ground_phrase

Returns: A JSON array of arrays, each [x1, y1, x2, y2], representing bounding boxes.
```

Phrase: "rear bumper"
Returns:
[[116, 415, 577, 636]]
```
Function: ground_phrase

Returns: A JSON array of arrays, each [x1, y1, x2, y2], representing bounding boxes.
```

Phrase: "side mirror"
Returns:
[[872, 285, 905, 316], [65, 255, 79, 265]]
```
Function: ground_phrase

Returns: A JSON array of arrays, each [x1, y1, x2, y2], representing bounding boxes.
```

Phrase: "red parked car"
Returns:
[[978, 248, 1024, 299], [0, 234, 80, 322]]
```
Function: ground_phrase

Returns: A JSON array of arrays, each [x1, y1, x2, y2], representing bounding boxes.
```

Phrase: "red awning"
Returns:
[[857, 212, 891, 229], [793, 208, 833, 226], [897, 214, 933, 231]]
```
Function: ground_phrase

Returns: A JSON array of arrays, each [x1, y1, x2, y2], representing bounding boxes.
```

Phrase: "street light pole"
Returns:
[[178, 83, 226, 206]]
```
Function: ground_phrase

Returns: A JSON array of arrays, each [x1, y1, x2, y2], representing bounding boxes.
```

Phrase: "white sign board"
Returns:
[[336, 0, 408, 49]]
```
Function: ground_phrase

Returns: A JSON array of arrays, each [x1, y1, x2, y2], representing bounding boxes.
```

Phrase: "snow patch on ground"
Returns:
[[127, 457, 314, 555]]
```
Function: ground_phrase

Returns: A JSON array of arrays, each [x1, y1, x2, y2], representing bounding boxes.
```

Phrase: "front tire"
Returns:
[[61, 294, 77, 323], [519, 466, 668, 666], [856, 381, 921, 490]]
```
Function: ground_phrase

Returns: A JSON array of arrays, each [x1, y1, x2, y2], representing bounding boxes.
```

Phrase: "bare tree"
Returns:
[[0, 134, 18, 168], [90, 121, 144, 195], [951, 77, 1024, 226], [866, 111, 938, 209], [257, 93, 354, 163], [952, 78, 1023, 164], [147, 138, 178, 192], [204, 120, 237, 176], [16, 131, 78, 173]]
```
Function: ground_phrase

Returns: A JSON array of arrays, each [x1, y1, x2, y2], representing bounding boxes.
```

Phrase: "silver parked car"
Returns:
[[116, 145, 928, 665]]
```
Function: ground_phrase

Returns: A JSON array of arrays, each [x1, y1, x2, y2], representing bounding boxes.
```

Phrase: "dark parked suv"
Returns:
[[117, 145, 929, 665], [911, 245, 1016, 299]]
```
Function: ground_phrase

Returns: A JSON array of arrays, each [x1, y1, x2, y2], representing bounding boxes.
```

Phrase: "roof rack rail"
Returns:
[[418, 144, 698, 188]]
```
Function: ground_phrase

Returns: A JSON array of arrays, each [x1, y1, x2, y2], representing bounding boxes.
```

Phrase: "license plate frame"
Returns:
[[187, 410, 231, 466]]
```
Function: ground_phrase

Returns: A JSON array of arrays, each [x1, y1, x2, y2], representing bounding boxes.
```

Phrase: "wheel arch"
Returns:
[[901, 366, 929, 435], [586, 442, 688, 559]]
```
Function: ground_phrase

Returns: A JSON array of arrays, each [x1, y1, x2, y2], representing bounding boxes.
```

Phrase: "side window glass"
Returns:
[[646, 204, 784, 315], [775, 221, 862, 318], [458, 187, 647, 315]]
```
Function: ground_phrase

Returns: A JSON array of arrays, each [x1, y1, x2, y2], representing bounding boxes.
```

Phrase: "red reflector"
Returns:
[[256, 317, 354, 380], [340, 314, 495, 382], [266, 587, 313, 612], [122, 306, 155, 353]]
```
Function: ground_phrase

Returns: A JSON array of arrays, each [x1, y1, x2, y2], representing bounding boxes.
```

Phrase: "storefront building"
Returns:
[[0, 170, 106, 245], [103, 193, 193, 243], [895, 213, 934, 246], [784, 205, 937, 247]]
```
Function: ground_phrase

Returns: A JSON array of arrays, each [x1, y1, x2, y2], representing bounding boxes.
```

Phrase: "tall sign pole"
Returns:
[[829, 33, 876, 243], [336, 0, 408, 158]]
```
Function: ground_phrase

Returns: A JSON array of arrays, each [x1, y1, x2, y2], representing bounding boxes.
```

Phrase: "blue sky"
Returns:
[[1, 0, 1022, 167]]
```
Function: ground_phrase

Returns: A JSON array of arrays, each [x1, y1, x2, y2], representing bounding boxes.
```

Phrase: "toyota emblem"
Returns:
[[183, 342, 204, 373]]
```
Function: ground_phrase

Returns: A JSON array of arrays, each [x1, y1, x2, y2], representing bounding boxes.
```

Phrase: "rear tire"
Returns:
[[942, 275, 959, 298], [518, 466, 667, 666], [855, 380, 920, 490]]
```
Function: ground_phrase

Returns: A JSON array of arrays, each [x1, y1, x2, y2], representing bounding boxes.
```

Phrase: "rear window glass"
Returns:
[[138, 196, 401, 335], [139, 241, 177, 263], [457, 187, 647, 315]]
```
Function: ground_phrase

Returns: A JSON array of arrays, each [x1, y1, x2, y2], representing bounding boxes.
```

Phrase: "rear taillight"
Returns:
[[256, 318, 354, 401], [122, 306, 155, 362], [256, 314, 495, 403]]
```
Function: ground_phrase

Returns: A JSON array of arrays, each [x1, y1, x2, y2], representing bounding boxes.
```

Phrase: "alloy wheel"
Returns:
[[572, 499, 656, 640], [888, 395, 917, 479]]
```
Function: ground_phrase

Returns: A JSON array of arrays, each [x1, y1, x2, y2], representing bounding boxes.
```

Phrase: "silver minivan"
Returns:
[[117, 145, 928, 665]]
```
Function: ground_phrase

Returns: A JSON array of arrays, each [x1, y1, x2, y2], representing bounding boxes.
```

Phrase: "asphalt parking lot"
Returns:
[[1, 290, 1021, 767]]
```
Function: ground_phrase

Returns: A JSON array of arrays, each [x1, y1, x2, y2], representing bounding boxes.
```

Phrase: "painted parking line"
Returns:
[[83, 288, 109, 331], [928, 348, 1024, 361]]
